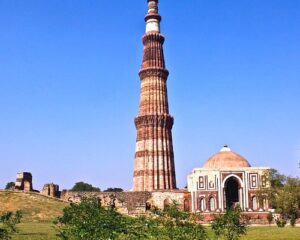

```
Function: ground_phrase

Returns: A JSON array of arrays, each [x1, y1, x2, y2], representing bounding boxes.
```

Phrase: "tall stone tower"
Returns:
[[133, 0, 176, 191]]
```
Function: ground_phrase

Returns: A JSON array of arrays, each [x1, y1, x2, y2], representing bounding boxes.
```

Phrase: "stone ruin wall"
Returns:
[[61, 191, 152, 215], [41, 183, 60, 198], [61, 190, 190, 215], [14, 172, 33, 192]]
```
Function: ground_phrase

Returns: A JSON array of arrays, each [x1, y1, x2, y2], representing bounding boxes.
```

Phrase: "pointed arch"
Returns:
[[209, 196, 216, 211]]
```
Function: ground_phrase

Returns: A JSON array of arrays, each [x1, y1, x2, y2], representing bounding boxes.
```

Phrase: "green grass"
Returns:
[[12, 222, 56, 240], [0, 191, 67, 239], [205, 226, 300, 240], [10, 223, 300, 240], [240, 226, 300, 240]]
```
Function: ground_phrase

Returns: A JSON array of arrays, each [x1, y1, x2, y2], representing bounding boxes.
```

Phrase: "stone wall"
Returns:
[[200, 212, 270, 224], [41, 183, 60, 198], [61, 191, 152, 215], [61, 190, 190, 215], [14, 172, 33, 192]]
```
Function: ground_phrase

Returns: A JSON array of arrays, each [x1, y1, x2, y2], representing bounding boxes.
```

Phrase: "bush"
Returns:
[[0, 211, 22, 240], [211, 207, 247, 240], [267, 212, 273, 225], [290, 215, 296, 227], [276, 218, 287, 227], [54, 198, 208, 240], [4, 182, 15, 190]]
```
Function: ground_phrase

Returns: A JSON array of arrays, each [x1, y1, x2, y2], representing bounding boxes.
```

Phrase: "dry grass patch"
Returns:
[[0, 191, 68, 222]]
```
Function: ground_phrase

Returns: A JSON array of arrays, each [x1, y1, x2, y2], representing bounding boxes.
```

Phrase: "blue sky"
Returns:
[[0, 0, 299, 191]]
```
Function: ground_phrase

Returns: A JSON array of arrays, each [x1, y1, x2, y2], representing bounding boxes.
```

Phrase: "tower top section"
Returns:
[[145, 0, 161, 33]]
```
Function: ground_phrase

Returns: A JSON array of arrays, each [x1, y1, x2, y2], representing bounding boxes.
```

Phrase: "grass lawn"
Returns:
[[12, 222, 300, 240], [240, 226, 300, 240], [12, 222, 56, 240]]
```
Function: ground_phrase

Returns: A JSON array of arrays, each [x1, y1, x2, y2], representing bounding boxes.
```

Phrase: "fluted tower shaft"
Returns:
[[133, 0, 176, 191]]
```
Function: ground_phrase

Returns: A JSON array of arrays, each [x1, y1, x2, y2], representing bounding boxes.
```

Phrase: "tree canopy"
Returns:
[[69, 182, 100, 192], [275, 177, 300, 218], [4, 182, 15, 190], [211, 207, 248, 240], [54, 198, 207, 240], [260, 169, 300, 219], [103, 188, 123, 192]]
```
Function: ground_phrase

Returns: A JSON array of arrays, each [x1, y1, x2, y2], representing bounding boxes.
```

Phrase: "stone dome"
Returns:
[[203, 145, 251, 169]]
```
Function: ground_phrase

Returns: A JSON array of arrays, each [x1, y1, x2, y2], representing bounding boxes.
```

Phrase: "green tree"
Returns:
[[256, 169, 286, 209], [104, 188, 123, 192], [211, 207, 247, 240], [70, 182, 100, 192], [0, 211, 22, 240], [54, 198, 125, 239], [55, 198, 207, 240], [275, 177, 300, 218], [150, 201, 207, 240], [4, 182, 15, 190], [269, 169, 287, 188]]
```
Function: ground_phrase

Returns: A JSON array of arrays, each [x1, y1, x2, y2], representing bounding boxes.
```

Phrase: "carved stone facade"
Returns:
[[187, 146, 271, 222], [133, 0, 176, 191], [41, 183, 60, 198], [14, 172, 33, 192]]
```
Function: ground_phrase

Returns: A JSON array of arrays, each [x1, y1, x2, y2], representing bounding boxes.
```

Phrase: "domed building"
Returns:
[[187, 145, 271, 220]]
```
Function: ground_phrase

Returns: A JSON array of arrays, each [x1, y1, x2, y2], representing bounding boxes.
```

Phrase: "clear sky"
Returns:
[[0, 0, 299, 191]]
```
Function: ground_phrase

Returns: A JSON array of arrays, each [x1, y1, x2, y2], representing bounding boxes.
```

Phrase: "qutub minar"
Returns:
[[13, 0, 272, 224], [133, 0, 176, 191]]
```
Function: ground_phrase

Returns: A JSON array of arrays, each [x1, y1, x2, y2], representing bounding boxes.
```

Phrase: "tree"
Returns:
[[269, 169, 287, 188], [256, 169, 286, 209], [260, 169, 300, 222], [70, 182, 100, 192], [0, 211, 22, 240], [150, 201, 207, 240], [54, 198, 208, 240], [104, 188, 123, 192], [211, 207, 247, 240], [275, 177, 300, 218], [54, 198, 125, 239], [4, 182, 15, 190]]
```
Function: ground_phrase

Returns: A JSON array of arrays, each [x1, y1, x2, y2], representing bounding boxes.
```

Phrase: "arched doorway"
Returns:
[[224, 177, 239, 209], [198, 197, 205, 211]]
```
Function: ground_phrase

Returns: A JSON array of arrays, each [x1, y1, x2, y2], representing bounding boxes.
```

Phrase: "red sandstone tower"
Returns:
[[133, 0, 176, 191]]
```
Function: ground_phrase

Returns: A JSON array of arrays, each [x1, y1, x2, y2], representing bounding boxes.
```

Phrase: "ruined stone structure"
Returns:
[[187, 145, 271, 222], [14, 172, 33, 192], [133, 0, 176, 191], [62, 190, 190, 215], [41, 183, 60, 198]]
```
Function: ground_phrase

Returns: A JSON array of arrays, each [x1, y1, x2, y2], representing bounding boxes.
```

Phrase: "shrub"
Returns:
[[290, 215, 296, 227], [276, 218, 287, 227], [4, 182, 15, 190], [54, 198, 208, 240], [0, 211, 22, 240], [267, 212, 273, 225], [211, 207, 247, 240]]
